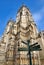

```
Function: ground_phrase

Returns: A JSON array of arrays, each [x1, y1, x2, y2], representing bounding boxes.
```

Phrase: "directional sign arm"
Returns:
[[22, 41, 39, 48], [18, 47, 28, 51], [29, 42, 38, 47], [30, 45, 40, 49], [18, 45, 42, 51], [21, 41, 28, 45], [30, 48, 42, 51], [30, 45, 42, 51]]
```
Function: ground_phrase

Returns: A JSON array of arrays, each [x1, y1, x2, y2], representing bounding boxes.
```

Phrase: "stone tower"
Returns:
[[15, 5, 40, 65], [0, 5, 42, 65]]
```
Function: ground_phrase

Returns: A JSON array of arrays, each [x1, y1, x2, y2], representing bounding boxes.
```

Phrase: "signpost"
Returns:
[[18, 40, 42, 65]]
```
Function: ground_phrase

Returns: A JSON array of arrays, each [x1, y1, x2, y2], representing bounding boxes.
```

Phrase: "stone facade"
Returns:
[[38, 31, 44, 65], [0, 5, 44, 65]]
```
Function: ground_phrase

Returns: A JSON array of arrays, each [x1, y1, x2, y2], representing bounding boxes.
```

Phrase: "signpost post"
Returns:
[[18, 40, 42, 65]]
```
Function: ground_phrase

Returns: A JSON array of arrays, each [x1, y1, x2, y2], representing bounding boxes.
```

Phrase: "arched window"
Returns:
[[20, 12, 22, 16], [29, 24, 33, 31], [26, 11, 29, 16]]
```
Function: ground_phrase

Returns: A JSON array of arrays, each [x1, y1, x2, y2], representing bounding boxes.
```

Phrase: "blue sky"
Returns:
[[0, 0, 44, 37]]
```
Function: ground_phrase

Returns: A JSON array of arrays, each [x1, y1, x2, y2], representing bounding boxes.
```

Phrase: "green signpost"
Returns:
[[18, 40, 42, 65]]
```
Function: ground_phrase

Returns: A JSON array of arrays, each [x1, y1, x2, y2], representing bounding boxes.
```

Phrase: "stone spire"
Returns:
[[16, 5, 38, 41], [16, 5, 34, 24]]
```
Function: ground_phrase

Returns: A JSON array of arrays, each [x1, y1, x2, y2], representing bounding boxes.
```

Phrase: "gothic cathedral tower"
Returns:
[[0, 5, 41, 65]]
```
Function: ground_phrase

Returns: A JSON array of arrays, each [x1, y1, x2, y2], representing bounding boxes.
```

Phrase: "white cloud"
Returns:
[[33, 7, 44, 22]]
